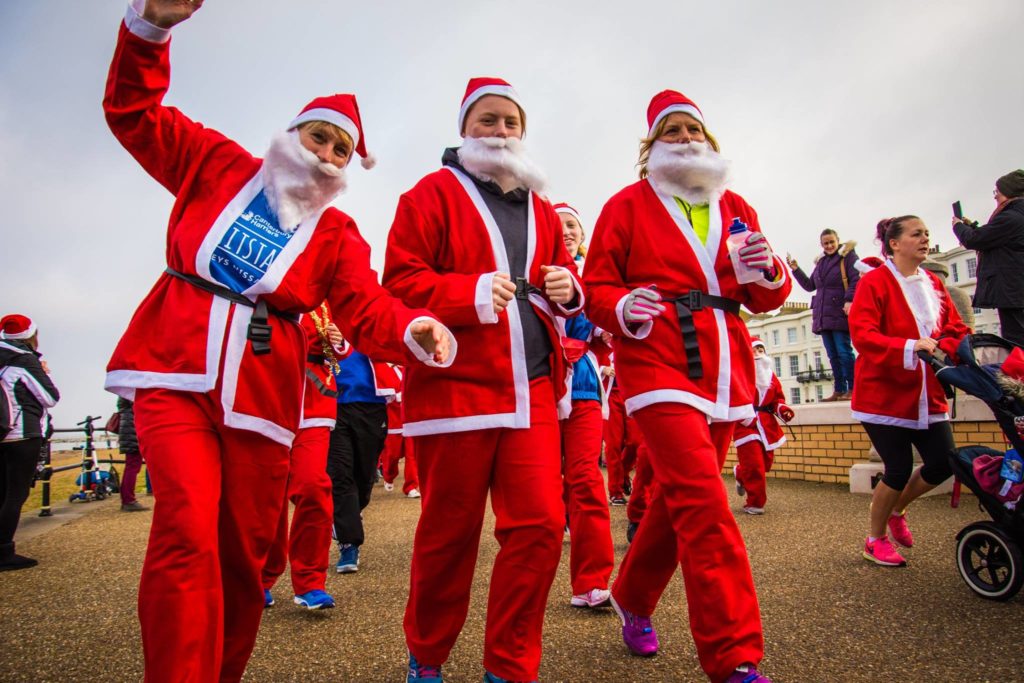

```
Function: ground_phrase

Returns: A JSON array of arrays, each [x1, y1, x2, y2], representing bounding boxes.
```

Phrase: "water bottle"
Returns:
[[726, 217, 761, 284]]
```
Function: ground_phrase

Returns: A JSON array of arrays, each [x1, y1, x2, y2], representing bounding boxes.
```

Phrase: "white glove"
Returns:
[[623, 287, 665, 323], [738, 232, 773, 270]]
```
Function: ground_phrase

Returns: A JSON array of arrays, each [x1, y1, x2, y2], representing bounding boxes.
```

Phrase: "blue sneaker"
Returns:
[[336, 544, 359, 574], [407, 652, 443, 682], [263, 589, 274, 608], [483, 672, 537, 683], [293, 589, 336, 610]]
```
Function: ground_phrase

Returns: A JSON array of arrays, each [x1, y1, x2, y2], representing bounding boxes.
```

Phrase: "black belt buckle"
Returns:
[[515, 277, 530, 301], [247, 320, 272, 355], [685, 290, 704, 311]]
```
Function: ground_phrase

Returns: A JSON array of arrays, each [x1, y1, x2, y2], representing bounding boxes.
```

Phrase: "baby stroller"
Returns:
[[922, 333, 1024, 600]]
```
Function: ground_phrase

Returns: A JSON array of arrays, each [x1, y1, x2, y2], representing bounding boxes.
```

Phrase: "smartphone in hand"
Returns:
[[953, 201, 963, 219]]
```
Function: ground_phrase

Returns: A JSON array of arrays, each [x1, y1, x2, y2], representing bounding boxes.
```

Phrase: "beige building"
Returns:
[[928, 243, 1001, 334]]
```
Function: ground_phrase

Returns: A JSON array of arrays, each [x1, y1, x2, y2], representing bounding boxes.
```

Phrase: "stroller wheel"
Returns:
[[956, 522, 1024, 601]]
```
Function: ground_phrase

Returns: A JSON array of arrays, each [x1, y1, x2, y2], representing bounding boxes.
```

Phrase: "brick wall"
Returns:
[[721, 397, 1009, 485]]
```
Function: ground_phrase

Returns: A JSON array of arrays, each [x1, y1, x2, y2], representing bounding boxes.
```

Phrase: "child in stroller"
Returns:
[[922, 333, 1024, 600]]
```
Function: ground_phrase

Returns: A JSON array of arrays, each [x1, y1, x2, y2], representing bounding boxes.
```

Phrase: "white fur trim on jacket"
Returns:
[[475, 272, 500, 324], [125, 0, 171, 44]]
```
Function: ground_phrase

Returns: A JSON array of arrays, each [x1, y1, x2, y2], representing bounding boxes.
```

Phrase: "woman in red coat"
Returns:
[[584, 89, 790, 683], [104, 2, 453, 680], [849, 216, 968, 567]]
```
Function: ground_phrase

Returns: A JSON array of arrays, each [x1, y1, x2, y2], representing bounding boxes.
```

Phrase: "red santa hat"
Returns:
[[458, 77, 526, 136], [647, 90, 705, 138], [854, 256, 885, 274], [288, 94, 376, 169], [751, 337, 767, 352], [0, 314, 37, 340], [552, 202, 582, 223], [1002, 348, 1024, 383]]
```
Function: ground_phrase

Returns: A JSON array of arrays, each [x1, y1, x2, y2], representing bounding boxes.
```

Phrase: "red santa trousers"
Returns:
[[626, 443, 655, 524], [404, 378, 564, 682], [261, 426, 333, 595], [561, 399, 615, 594], [382, 432, 419, 494], [611, 403, 764, 682], [735, 441, 775, 509], [134, 388, 290, 683], [604, 386, 641, 498]]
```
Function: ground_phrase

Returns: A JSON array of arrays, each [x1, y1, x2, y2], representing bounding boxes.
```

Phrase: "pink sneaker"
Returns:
[[863, 536, 907, 567], [887, 511, 914, 548], [724, 665, 772, 683]]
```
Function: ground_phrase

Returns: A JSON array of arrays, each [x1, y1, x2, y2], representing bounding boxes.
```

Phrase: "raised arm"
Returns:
[[105, 0, 243, 195], [953, 209, 1024, 251]]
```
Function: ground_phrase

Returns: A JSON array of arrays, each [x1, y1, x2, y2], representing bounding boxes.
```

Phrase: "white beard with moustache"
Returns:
[[754, 354, 774, 393], [457, 136, 547, 193], [646, 140, 731, 205], [262, 130, 348, 232]]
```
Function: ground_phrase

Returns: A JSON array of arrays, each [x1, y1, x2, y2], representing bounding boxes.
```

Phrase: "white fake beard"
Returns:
[[754, 354, 773, 393], [647, 140, 731, 204], [262, 130, 348, 232], [898, 270, 943, 337], [457, 136, 547, 192]]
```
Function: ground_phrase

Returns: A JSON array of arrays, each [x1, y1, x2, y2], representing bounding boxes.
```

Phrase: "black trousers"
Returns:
[[998, 308, 1024, 348], [0, 438, 42, 548], [862, 421, 955, 491], [326, 402, 387, 546]]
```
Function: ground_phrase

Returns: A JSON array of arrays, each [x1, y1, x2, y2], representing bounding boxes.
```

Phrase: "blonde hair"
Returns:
[[637, 115, 720, 179], [297, 120, 354, 150]]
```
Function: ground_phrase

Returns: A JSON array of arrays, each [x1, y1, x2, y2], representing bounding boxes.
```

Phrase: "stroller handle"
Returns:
[[916, 350, 946, 373]]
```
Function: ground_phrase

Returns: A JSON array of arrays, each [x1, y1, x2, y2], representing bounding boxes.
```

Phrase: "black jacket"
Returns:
[[954, 199, 1024, 309], [117, 397, 139, 454], [0, 340, 60, 441]]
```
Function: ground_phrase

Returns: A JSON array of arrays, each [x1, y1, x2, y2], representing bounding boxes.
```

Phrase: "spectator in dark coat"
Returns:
[[117, 397, 147, 512], [953, 170, 1024, 347], [786, 229, 860, 400]]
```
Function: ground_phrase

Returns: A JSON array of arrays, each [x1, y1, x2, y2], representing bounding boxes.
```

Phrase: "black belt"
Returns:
[[308, 353, 326, 364], [164, 267, 299, 356], [305, 368, 338, 399], [663, 291, 741, 380], [754, 405, 773, 413]]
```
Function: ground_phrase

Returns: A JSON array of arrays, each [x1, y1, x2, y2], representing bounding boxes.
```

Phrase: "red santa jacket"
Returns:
[[376, 365, 405, 435], [383, 166, 583, 436], [850, 259, 969, 429], [298, 310, 351, 430], [733, 375, 787, 450], [583, 179, 791, 422], [102, 20, 445, 446]]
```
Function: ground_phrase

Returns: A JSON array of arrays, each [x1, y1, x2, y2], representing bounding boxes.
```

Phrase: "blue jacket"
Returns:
[[565, 313, 602, 403], [335, 350, 386, 405]]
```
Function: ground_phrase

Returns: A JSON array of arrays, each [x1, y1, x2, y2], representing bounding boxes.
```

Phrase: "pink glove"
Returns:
[[623, 287, 665, 324], [738, 232, 774, 270]]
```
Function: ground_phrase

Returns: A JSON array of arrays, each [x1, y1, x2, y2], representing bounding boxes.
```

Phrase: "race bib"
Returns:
[[210, 190, 294, 293]]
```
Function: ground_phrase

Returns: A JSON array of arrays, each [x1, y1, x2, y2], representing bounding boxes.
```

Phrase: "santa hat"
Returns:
[[288, 94, 376, 169], [552, 202, 582, 224], [1002, 348, 1024, 383], [647, 90, 705, 138], [751, 337, 767, 351], [854, 256, 884, 274], [458, 77, 526, 136], [0, 314, 37, 340]]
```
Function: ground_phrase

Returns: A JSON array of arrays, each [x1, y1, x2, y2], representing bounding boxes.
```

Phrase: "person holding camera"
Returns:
[[952, 170, 1024, 347]]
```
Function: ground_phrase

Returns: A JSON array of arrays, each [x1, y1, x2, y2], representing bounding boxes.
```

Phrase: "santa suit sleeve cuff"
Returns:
[[551, 266, 585, 315], [903, 339, 919, 371], [404, 316, 457, 368], [475, 273, 499, 325], [333, 338, 352, 360], [125, 1, 172, 43], [615, 294, 653, 340], [753, 254, 789, 290]]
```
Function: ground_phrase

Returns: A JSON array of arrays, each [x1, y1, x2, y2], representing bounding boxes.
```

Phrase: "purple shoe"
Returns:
[[610, 595, 658, 656], [724, 665, 772, 683]]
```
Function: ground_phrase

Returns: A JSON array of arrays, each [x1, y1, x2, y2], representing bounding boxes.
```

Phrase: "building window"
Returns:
[[790, 387, 801, 404], [967, 257, 977, 279], [815, 385, 824, 401], [772, 329, 780, 346], [813, 351, 822, 369], [951, 263, 959, 283], [774, 356, 782, 377], [787, 327, 797, 344], [789, 355, 800, 376]]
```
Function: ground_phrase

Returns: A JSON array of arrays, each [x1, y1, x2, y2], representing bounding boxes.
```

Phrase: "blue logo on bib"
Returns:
[[210, 190, 294, 293]]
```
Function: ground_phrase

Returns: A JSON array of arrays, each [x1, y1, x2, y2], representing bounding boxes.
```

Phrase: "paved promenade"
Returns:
[[0, 476, 1017, 682]]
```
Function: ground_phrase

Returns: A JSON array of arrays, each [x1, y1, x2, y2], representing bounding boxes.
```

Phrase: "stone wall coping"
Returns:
[[788, 394, 994, 425]]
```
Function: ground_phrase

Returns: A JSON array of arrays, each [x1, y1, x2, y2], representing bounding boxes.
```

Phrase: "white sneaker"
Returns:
[[383, 482, 394, 492], [743, 506, 765, 515], [406, 488, 421, 499], [570, 588, 612, 608]]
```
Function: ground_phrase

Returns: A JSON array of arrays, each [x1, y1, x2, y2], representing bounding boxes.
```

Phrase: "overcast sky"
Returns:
[[2, 0, 1022, 426]]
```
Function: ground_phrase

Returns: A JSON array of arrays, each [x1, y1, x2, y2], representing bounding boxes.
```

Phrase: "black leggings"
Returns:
[[0, 438, 42, 546], [862, 421, 955, 491]]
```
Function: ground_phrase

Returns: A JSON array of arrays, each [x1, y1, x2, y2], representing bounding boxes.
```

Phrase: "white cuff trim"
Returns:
[[125, 1, 171, 43], [903, 339, 919, 371], [404, 316, 457, 368], [476, 273, 499, 325], [615, 293, 653, 340]]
